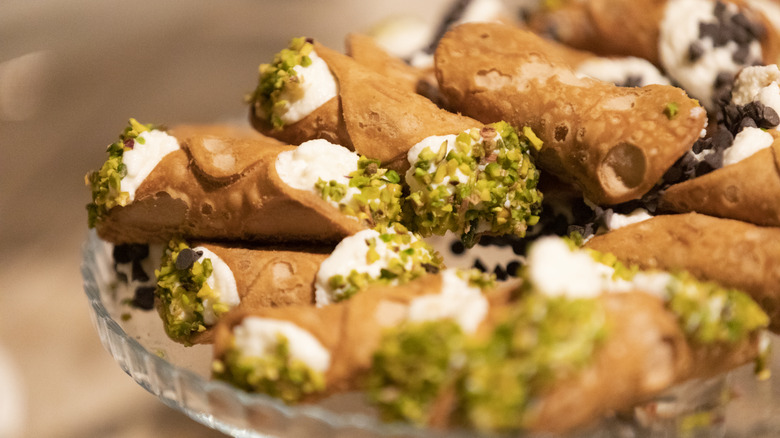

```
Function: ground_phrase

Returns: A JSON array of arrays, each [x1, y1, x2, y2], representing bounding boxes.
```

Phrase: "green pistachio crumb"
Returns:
[[248, 37, 314, 129], [214, 334, 325, 403], [405, 121, 543, 248], [155, 239, 223, 344], [664, 102, 679, 119], [316, 157, 403, 228], [85, 118, 156, 228]]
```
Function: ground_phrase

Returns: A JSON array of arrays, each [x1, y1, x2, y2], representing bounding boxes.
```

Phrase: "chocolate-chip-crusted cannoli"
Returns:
[[525, 0, 780, 111], [155, 239, 328, 345], [86, 120, 404, 244], [434, 22, 708, 205], [247, 37, 480, 171], [584, 212, 780, 331], [211, 269, 499, 402], [368, 236, 768, 434]]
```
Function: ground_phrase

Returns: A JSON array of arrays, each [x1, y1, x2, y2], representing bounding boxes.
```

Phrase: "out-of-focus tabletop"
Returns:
[[0, 1, 453, 436]]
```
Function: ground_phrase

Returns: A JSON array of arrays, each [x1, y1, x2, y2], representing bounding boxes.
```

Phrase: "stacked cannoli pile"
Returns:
[[85, 0, 780, 435]]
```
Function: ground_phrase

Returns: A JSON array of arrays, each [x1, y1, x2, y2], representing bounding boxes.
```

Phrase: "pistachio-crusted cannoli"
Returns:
[[404, 121, 543, 247], [247, 37, 480, 171], [434, 23, 707, 205], [585, 212, 780, 331], [525, 0, 780, 111], [155, 239, 328, 345], [211, 269, 498, 401], [85, 120, 403, 244], [368, 236, 768, 434]]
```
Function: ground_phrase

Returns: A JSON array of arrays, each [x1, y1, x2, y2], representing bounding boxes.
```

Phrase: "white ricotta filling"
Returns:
[[314, 228, 422, 305], [458, 0, 507, 25], [232, 317, 331, 373], [194, 246, 240, 325], [604, 208, 654, 231], [120, 129, 179, 201], [722, 126, 775, 166], [406, 269, 488, 334], [275, 138, 360, 203], [731, 64, 780, 116], [369, 15, 434, 60], [575, 57, 671, 87], [658, 0, 763, 111], [526, 236, 673, 299], [275, 49, 338, 125]]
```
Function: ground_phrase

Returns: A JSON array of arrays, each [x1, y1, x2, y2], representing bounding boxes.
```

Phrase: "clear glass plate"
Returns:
[[81, 230, 780, 438]]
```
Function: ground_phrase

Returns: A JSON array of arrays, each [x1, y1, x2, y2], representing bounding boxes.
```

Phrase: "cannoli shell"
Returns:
[[659, 141, 780, 227], [435, 23, 707, 205], [585, 213, 780, 331], [184, 244, 328, 345], [527, 292, 692, 434], [345, 33, 423, 94], [95, 132, 365, 244], [252, 41, 481, 171], [526, 0, 780, 67]]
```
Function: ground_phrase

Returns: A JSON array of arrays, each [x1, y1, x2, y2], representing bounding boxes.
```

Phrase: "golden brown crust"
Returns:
[[584, 213, 780, 331], [526, 0, 780, 66], [345, 33, 424, 93], [434, 22, 706, 205], [95, 132, 365, 244], [660, 141, 780, 226]]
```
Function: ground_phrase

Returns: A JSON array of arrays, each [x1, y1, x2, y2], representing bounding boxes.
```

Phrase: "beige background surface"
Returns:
[[0, 1, 452, 436]]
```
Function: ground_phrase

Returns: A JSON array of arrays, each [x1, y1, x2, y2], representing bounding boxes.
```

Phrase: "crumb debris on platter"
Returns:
[[82, 0, 780, 436]]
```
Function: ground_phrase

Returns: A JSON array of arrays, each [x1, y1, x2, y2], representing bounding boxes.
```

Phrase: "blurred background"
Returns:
[[0, 1, 468, 436]]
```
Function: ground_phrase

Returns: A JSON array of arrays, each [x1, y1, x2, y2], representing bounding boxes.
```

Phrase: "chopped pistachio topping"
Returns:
[[155, 239, 224, 344], [248, 37, 314, 129], [458, 294, 608, 431], [316, 157, 403, 228], [405, 122, 543, 248], [325, 224, 444, 302], [369, 320, 466, 424], [213, 333, 325, 403], [665, 271, 768, 345], [368, 293, 608, 431], [85, 118, 155, 227], [664, 102, 680, 119]]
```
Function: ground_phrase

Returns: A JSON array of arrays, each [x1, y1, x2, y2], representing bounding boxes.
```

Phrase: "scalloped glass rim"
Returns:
[[82, 230, 780, 438]]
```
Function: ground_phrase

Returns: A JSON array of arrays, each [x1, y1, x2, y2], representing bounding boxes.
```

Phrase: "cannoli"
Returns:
[[404, 121, 543, 247], [368, 236, 768, 434], [156, 223, 444, 344], [155, 239, 328, 345], [247, 37, 480, 171], [344, 33, 426, 95], [85, 120, 403, 244], [584, 212, 780, 331], [434, 22, 708, 205], [525, 0, 780, 111], [211, 269, 498, 402]]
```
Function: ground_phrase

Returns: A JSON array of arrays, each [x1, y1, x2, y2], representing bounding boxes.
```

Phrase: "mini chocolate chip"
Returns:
[[473, 258, 487, 273], [739, 116, 758, 131], [688, 41, 705, 62], [133, 286, 156, 310], [115, 270, 129, 284], [511, 240, 526, 256], [761, 106, 780, 128], [131, 260, 149, 282], [711, 128, 734, 152], [714, 1, 728, 21], [699, 22, 723, 45], [618, 75, 643, 88], [732, 44, 752, 64], [733, 12, 764, 38], [477, 235, 494, 247], [506, 261, 521, 277], [493, 265, 508, 281], [695, 160, 716, 176], [715, 72, 734, 89], [113, 244, 149, 264], [450, 240, 465, 255], [175, 248, 203, 270]]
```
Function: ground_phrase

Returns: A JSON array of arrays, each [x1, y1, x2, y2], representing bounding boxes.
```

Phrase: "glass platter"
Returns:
[[82, 229, 780, 438]]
